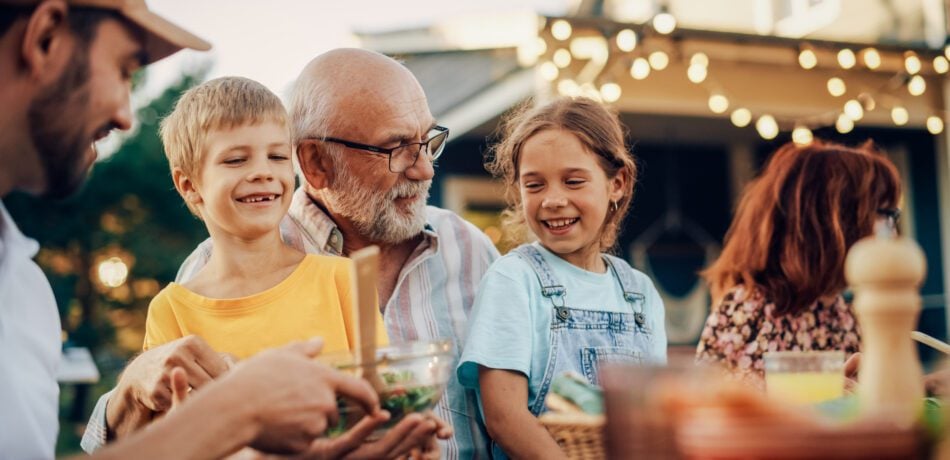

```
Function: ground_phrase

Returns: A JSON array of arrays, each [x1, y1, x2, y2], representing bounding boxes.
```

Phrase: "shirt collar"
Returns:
[[286, 188, 438, 256], [0, 201, 40, 263]]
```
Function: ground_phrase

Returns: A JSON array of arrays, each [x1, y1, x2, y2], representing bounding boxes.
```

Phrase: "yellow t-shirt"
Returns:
[[143, 254, 388, 359]]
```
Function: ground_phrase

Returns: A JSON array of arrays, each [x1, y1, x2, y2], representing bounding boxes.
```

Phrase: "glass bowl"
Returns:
[[318, 339, 454, 438]]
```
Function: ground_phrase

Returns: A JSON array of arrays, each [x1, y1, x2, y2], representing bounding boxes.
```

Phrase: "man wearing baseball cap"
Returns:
[[0, 2, 384, 458]]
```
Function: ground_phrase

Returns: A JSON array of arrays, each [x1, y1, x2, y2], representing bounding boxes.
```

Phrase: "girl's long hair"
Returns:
[[702, 140, 901, 315]]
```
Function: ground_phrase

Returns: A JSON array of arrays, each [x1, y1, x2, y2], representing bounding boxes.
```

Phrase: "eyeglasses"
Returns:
[[305, 126, 449, 173], [877, 207, 901, 231]]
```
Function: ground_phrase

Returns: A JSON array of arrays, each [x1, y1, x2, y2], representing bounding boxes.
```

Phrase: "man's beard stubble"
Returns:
[[27, 45, 94, 199], [323, 157, 430, 245]]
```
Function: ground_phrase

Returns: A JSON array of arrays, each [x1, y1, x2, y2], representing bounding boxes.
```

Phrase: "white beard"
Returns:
[[324, 160, 430, 244]]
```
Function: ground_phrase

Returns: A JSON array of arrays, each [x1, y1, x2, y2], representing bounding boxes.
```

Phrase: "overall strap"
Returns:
[[603, 254, 647, 328], [512, 245, 567, 308]]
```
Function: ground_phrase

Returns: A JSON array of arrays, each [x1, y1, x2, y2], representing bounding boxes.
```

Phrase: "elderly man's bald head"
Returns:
[[289, 48, 428, 144]]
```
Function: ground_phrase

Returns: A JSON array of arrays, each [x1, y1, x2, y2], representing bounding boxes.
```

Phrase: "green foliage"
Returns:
[[5, 70, 209, 352]]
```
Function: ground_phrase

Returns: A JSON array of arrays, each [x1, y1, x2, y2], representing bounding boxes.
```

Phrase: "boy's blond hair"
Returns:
[[160, 76, 288, 215]]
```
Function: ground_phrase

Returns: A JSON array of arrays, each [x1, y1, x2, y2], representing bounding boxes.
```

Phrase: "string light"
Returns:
[[600, 82, 622, 102], [945, 45, 950, 61], [798, 48, 817, 70], [756, 115, 779, 140], [827, 77, 846, 97], [630, 58, 651, 80], [557, 79, 579, 96], [792, 125, 813, 145], [835, 113, 854, 133], [653, 12, 676, 35], [691, 53, 709, 67], [858, 93, 875, 111], [844, 99, 864, 120], [553, 49, 572, 68], [862, 48, 881, 70], [904, 51, 922, 74], [539, 62, 559, 81], [687, 64, 707, 83], [934, 56, 949, 74], [927, 116, 944, 135], [649, 51, 670, 70], [837, 49, 856, 69], [535, 37, 547, 57], [908, 75, 926, 96], [551, 20, 572, 41], [616, 29, 637, 52], [891, 106, 909, 126], [708, 94, 729, 114], [731, 108, 752, 127]]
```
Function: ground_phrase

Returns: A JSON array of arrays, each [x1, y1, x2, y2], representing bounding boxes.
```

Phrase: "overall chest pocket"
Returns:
[[580, 347, 642, 386]]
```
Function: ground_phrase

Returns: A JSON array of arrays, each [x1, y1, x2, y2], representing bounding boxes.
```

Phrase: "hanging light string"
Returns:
[[533, 16, 949, 138]]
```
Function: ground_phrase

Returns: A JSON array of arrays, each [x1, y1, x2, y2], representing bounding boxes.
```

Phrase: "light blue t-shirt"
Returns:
[[457, 242, 667, 410]]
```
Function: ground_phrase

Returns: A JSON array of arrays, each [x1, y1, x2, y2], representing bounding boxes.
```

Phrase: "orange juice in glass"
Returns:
[[764, 350, 845, 404]]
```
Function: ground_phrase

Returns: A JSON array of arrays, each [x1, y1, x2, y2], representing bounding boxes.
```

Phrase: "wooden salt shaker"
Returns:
[[845, 224, 927, 428]]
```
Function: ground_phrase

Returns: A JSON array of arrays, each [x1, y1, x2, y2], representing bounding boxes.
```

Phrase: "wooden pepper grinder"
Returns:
[[845, 224, 927, 428]]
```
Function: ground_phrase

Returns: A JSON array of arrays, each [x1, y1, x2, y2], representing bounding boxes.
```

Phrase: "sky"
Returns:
[[94, 0, 568, 156], [141, 0, 569, 101]]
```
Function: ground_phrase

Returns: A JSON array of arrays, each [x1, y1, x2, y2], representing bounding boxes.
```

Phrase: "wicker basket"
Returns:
[[540, 395, 607, 460]]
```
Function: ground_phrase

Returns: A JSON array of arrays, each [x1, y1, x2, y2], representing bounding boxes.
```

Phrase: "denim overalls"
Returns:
[[490, 244, 658, 459]]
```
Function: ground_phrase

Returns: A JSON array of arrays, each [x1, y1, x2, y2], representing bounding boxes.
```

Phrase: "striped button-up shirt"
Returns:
[[84, 188, 499, 458]]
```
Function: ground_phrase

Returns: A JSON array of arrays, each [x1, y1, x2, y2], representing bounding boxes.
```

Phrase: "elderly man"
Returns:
[[87, 48, 500, 458], [0, 1, 385, 458]]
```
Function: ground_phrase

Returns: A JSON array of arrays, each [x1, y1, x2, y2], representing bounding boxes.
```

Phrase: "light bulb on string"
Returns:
[[836, 113, 854, 133], [708, 94, 729, 114], [837, 49, 856, 69], [535, 38, 547, 57], [934, 56, 949, 74], [904, 51, 922, 74], [600, 82, 622, 103], [891, 106, 909, 126], [908, 75, 926, 96], [827, 77, 846, 97], [551, 20, 572, 41], [756, 115, 779, 140], [927, 116, 944, 135], [731, 108, 752, 127], [858, 93, 875, 111], [539, 62, 559, 81], [649, 51, 670, 70], [862, 48, 881, 70], [844, 99, 864, 120], [690, 53, 709, 67], [792, 125, 813, 145], [798, 47, 817, 70], [553, 49, 572, 68], [557, 79, 579, 96], [630, 58, 651, 80], [687, 64, 707, 83], [653, 12, 676, 35], [616, 29, 637, 52]]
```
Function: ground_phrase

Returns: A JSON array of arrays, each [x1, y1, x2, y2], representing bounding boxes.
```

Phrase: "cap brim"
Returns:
[[121, 6, 211, 64]]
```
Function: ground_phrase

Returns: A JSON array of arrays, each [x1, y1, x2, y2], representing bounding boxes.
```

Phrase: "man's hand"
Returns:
[[226, 339, 382, 454], [301, 411, 451, 460], [106, 335, 230, 439]]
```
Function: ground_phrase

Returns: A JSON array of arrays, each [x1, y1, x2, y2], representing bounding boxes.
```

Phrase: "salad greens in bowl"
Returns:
[[318, 339, 454, 438]]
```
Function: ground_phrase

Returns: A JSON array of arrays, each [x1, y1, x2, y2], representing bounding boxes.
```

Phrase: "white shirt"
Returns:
[[0, 202, 61, 459]]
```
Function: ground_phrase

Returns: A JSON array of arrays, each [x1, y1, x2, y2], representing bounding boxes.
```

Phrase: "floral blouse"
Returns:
[[695, 284, 861, 383]]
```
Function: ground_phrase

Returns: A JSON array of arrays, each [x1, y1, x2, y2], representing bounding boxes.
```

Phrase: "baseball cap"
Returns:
[[1, 0, 211, 63]]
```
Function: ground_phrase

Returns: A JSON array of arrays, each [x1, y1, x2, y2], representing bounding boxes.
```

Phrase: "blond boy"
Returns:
[[146, 76, 386, 359]]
